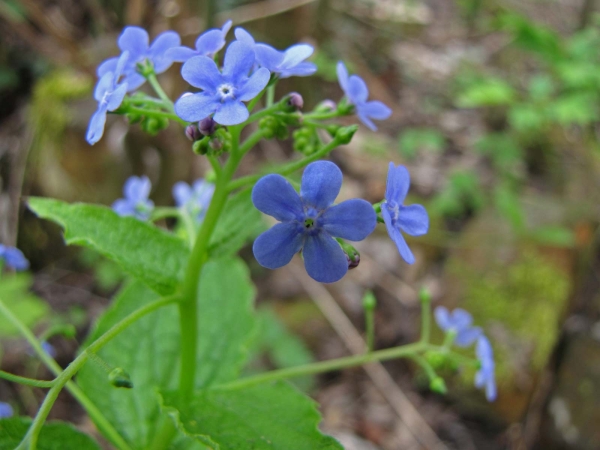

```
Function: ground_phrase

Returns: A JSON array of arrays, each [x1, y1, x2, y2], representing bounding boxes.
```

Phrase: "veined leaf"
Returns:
[[0, 274, 49, 338]]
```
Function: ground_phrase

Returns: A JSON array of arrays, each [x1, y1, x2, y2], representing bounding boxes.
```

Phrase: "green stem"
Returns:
[[0, 370, 55, 388], [217, 342, 426, 391], [266, 85, 275, 107], [420, 293, 431, 344], [410, 354, 437, 381], [207, 154, 222, 177], [303, 110, 343, 121], [247, 103, 282, 123], [365, 308, 375, 353], [239, 128, 269, 156], [147, 73, 174, 111], [227, 135, 342, 192], [150, 207, 181, 221], [123, 107, 187, 126], [124, 96, 166, 108]]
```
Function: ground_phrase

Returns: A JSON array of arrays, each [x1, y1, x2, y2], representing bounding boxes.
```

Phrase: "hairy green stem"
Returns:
[[121, 107, 187, 126], [147, 73, 174, 111], [0, 370, 54, 388]]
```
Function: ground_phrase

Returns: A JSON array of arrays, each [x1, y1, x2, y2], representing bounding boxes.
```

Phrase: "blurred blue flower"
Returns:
[[175, 41, 270, 125], [112, 176, 154, 220], [97, 27, 181, 92], [434, 306, 482, 347], [252, 161, 376, 283], [0, 402, 13, 419], [381, 163, 428, 264], [173, 179, 215, 222], [234, 27, 316, 78], [167, 20, 233, 62], [475, 335, 497, 402], [41, 341, 57, 359], [87, 51, 129, 145], [0, 245, 29, 271], [336, 61, 391, 131]]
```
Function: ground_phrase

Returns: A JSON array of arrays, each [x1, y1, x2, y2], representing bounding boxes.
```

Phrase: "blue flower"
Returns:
[[87, 51, 129, 145], [434, 306, 482, 347], [252, 161, 376, 283], [0, 402, 13, 419], [167, 20, 233, 62], [42, 341, 57, 359], [235, 28, 316, 78], [173, 179, 215, 222], [475, 335, 497, 402], [381, 163, 429, 264], [112, 176, 154, 220], [97, 27, 181, 92], [336, 61, 392, 131], [0, 245, 29, 271], [175, 41, 270, 125]]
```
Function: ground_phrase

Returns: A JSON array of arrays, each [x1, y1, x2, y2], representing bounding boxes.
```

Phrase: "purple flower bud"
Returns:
[[198, 117, 217, 136], [286, 92, 304, 111], [185, 124, 202, 142], [347, 252, 360, 269], [209, 138, 222, 151], [318, 99, 336, 111]]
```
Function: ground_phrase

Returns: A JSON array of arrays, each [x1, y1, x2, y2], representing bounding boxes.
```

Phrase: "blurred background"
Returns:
[[1, 0, 600, 449]]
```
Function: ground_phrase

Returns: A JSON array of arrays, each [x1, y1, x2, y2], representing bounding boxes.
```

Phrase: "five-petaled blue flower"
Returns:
[[87, 51, 129, 145], [434, 306, 482, 347], [112, 176, 154, 220], [98, 26, 181, 92], [475, 335, 497, 402], [0, 402, 13, 419], [0, 244, 29, 271], [252, 161, 376, 283], [337, 61, 392, 131], [381, 163, 429, 264], [173, 179, 215, 223], [175, 41, 270, 126], [167, 20, 233, 63], [234, 27, 316, 78]]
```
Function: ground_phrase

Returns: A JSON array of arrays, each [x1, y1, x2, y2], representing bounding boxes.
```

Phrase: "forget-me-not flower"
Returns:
[[173, 179, 215, 223], [434, 306, 482, 347], [252, 161, 377, 283], [0, 245, 29, 271], [97, 27, 181, 92], [175, 41, 270, 125], [381, 163, 429, 264], [87, 51, 129, 145], [0, 402, 13, 419], [337, 61, 392, 131], [112, 176, 154, 220], [235, 28, 316, 78], [167, 20, 233, 63], [475, 335, 497, 402]]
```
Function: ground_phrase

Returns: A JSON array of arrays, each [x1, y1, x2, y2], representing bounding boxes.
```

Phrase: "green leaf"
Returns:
[[398, 128, 445, 159], [28, 198, 189, 295], [77, 257, 256, 448], [0, 417, 101, 450], [456, 78, 516, 108], [208, 189, 265, 257], [549, 94, 599, 126], [160, 381, 342, 450], [530, 225, 576, 247], [0, 274, 49, 338]]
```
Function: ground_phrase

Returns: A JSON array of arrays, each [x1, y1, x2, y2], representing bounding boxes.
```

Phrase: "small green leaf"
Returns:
[[0, 417, 101, 450], [456, 78, 516, 108], [160, 382, 342, 450], [530, 225, 576, 247], [28, 198, 189, 295], [78, 257, 256, 448], [0, 274, 49, 338], [550, 94, 599, 126]]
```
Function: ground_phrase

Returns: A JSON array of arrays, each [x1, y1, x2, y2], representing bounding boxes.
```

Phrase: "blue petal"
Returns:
[[118, 27, 149, 58], [398, 204, 429, 236], [476, 335, 494, 361], [300, 161, 342, 210], [86, 106, 108, 145], [222, 41, 255, 84], [385, 162, 410, 205], [485, 378, 497, 402], [175, 92, 219, 122], [281, 44, 313, 69], [181, 56, 222, 92], [321, 199, 376, 241], [455, 326, 482, 347], [337, 61, 349, 94], [357, 108, 377, 131], [238, 67, 270, 101], [255, 44, 284, 71], [124, 72, 146, 92], [106, 83, 128, 111], [148, 31, 181, 73], [193, 180, 215, 210], [173, 181, 193, 207], [112, 198, 135, 216], [234, 28, 255, 46], [213, 100, 248, 125], [253, 222, 304, 269], [94, 72, 113, 102], [450, 308, 473, 330], [434, 306, 452, 331], [166, 46, 197, 63], [381, 206, 415, 264], [362, 100, 392, 120], [196, 20, 231, 56], [279, 62, 317, 79], [347, 75, 369, 103], [97, 57, 118, 77], [124, 176, 151, 202], [303, 233, 348, 283], [0, 402, 13, 419], [114, 51, 130, 78], [251, 174, 303, 221], [2, 247, 29, 271]]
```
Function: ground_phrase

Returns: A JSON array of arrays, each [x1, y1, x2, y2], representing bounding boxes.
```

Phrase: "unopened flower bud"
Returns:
[[185, 124, 202, 142], [286, 92, 304, 111], [199, 117, 217, 136], [317, 99, 336, 112], [209, 138, 223, 151], [335, 125, 358, 144], [430, 377, 447, 395], [108, 367, 133, 389], [347, 252, 360, 269]]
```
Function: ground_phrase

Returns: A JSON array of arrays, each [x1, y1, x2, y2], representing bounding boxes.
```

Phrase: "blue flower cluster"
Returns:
[[173, 179, 215, 223], [434, 306, 497, 401], [0, 244, 29, 271]]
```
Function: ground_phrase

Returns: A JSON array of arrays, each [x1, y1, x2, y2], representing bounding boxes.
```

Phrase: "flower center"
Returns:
[[218, 84, 236, 101], [386, 201, 400, 223], [304, 218, 314, 229]]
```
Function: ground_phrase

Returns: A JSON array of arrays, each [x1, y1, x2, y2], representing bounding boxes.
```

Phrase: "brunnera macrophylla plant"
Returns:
[[0, 21, 497, 450]]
